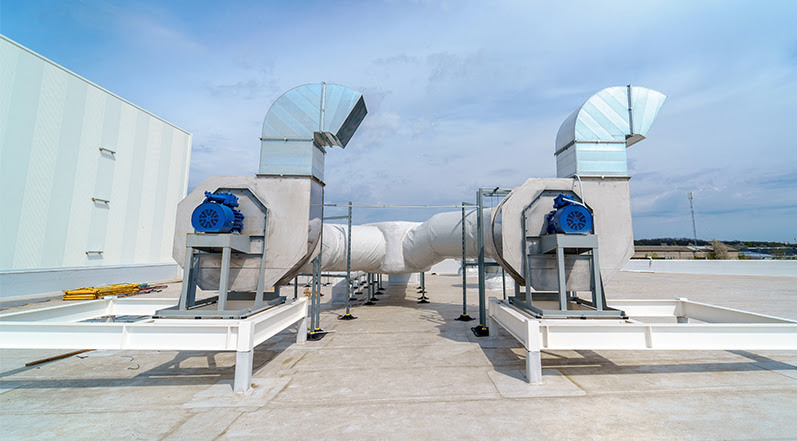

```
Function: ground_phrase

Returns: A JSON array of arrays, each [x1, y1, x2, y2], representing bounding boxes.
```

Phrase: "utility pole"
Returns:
[[688, 192, 698, 258]]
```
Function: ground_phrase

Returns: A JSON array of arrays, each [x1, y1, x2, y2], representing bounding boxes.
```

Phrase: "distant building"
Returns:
[[0, 34, 192, 300], [633, 245, 739, 260]]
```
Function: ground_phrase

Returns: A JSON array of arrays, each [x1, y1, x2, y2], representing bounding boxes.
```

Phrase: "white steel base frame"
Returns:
[[0, 297, 309, 393], [487, 297, 797, 384]]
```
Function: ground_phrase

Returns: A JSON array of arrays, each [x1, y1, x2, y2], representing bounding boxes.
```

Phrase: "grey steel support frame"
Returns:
[[161, 188, 279, 320], [516, 232, 624, 319], [163, 230, 283, 319]]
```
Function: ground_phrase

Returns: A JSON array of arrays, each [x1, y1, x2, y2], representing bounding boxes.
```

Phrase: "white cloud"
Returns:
[[6, 0, 796, 240]]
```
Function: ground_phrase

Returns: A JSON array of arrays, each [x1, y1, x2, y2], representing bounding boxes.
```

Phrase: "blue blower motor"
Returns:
[[545, 194, 593, 234], [191, 191, 245, 233]]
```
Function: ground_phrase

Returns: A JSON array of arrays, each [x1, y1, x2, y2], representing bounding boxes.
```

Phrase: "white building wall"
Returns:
[[0, 35, 191, 300]]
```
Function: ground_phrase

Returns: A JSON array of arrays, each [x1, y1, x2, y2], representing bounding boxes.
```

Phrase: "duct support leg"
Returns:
[[486, 300, 495, 338], [178, 247, 196, 310], [591, 249, 604, 311], [525, 320, 543, 384], [364, 273, 375, 305], [456, 205, 473, 321], [234, 350, 254, 393], [296, 315, 308, 344], [309, 257, 325, 339], [526, 350, 543, 385], [502, 268, 507, 301], [418, 272, 429, 303], [472, 189, 489, 337], [218, 246, 232, 311], [556, 246, 567, 311]]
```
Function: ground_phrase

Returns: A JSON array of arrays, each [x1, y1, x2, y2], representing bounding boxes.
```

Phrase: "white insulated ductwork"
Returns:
[[313, 176, 634, 289], [311, 210, 488, 274]]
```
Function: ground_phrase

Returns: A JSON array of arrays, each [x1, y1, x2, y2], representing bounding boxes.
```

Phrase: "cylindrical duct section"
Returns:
[[320, 224, 386, 273], [402, 209, 491, 270]]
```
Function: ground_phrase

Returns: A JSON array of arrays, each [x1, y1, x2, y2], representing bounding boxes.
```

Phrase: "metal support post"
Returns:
[[308, 199, 327, 340], [178, 247, 196, 310], [417, 272, 429, 303], [501, 268, 506, 301], [296, 314, 308, 344], [254, 212, 269, 307], [591, 249, 604, 311], [456, 202, 474, 321], [340, 201, 356, 320], [294, 276, 298, 300], [364, 273, 376, 305], [473, 189, 489, 336], [308, 256, 326, 339], [234, 350, 254, 393], [315, 258, 322, 326], [310, 258, 318, 330], [555, 246, 567, 311], [526, 320, 543, 384], [218, 246, 232, 311]]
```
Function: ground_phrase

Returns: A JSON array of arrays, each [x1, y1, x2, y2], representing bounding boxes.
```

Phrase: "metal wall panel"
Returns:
[[0, 35, 191, 277]]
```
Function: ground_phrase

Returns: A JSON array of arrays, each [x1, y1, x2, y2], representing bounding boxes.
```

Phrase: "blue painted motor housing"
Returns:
[[545, 194, 593, 234], [191, 191, 245, 233]]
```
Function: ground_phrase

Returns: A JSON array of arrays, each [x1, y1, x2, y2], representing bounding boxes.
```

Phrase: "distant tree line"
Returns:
[[634, 238, 795, 248]]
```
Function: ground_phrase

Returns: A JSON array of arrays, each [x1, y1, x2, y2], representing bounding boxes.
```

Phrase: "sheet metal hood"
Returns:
[[555, 85, 666, 178], [260, 83, 367, 183]]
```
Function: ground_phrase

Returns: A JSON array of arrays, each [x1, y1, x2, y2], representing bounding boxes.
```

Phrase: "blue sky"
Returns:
[[2, 0, 796, 241]]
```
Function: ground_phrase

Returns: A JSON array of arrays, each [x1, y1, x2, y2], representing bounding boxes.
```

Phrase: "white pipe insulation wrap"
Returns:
[[370, 222, 421, 273], [319, 224, 386, 273], [315, 209, 494, 274], [402, 209, 493, 270]]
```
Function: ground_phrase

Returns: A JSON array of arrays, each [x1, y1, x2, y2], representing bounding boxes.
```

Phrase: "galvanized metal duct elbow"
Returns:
[[555, 85, 666, 178], [260, 83, 367, 183]]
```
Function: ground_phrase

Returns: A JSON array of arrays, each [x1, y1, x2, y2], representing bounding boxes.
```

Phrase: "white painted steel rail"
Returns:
[[488, 297, 797, 384], [0, 297, 309, 393]]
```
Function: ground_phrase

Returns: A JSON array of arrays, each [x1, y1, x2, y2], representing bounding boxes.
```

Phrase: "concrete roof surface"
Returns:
[[1, 271, 796, 440]]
